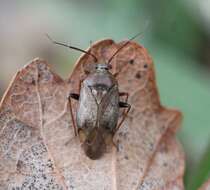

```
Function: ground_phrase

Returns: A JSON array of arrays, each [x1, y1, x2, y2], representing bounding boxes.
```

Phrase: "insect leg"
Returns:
[[69, 93, 79, 100], [67, 78, 83, 136], [114, 101, 131, 133], [68, 93, 79, 136], [119, 92, 129, 123], [119, 92, 129, 102]]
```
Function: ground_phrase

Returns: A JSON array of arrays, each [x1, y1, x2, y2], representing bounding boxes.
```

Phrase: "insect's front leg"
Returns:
[[114, 101, 131, 133]]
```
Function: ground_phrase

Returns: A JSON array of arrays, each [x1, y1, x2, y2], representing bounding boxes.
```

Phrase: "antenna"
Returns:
[[108, 21, 150, 64], [46, 34, 98, 62]]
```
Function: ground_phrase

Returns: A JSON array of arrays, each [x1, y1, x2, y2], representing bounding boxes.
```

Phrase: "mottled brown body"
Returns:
[[69, 64, 130, 159]]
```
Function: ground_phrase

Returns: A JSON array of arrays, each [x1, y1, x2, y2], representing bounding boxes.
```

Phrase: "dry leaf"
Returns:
[[199, 179, 210, 190], [0, 39, 185, 190]]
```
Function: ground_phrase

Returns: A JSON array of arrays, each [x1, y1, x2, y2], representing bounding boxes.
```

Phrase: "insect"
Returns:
[[47, 34, 142, 159]]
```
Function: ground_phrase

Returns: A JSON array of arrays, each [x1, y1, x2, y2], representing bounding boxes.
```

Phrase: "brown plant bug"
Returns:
[[47, 33, 142, 159]]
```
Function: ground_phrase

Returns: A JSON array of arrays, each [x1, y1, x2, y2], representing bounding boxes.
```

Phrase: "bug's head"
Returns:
[[78, 127, 113, 160], [95, 63, 112, 72]]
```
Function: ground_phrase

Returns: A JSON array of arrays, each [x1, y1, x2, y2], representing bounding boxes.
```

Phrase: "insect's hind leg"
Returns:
[[68, 93, 79, 136], [116, 92, 130, 130], [114, 101, 131, 133]]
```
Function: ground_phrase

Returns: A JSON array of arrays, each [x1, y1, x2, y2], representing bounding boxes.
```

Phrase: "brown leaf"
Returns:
[[199, 179, 210, 190], [0, 40, 185, 190]]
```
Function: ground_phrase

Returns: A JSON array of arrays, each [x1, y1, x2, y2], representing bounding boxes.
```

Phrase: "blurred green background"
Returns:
[[0, 0, 209, 189]]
